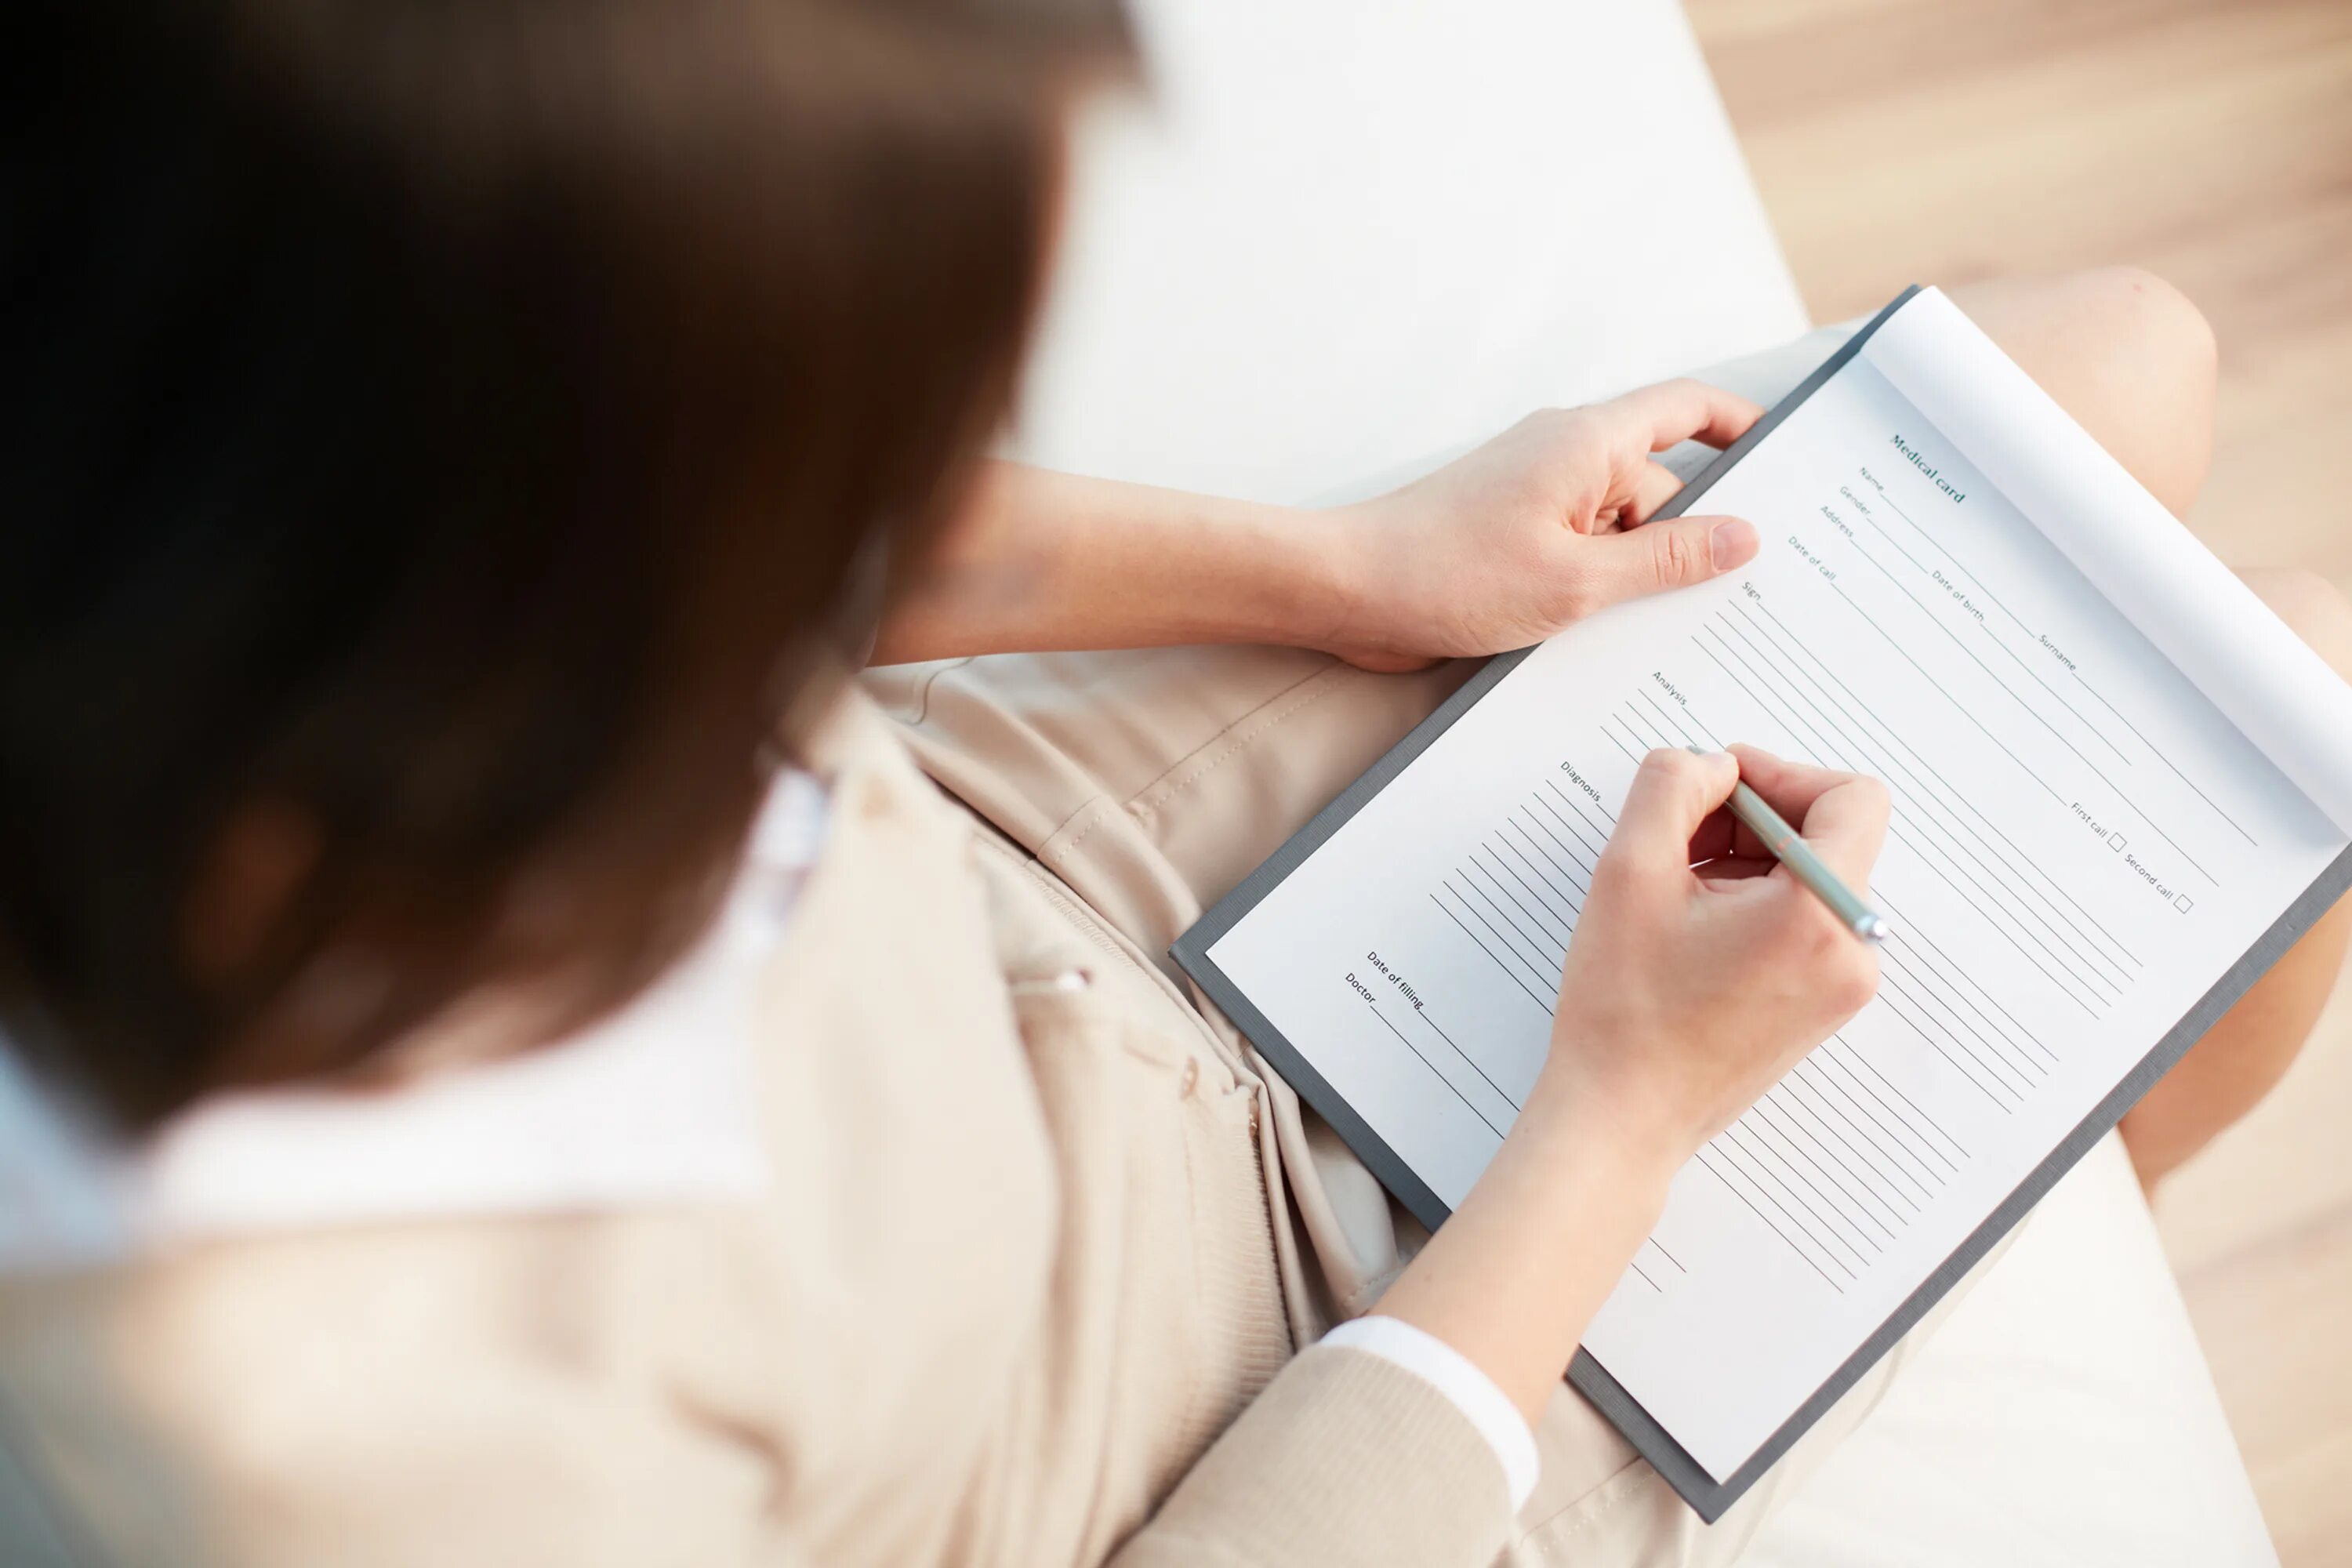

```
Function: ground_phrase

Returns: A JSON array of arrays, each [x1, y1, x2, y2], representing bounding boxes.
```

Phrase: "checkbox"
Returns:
[[2110, 834, 2127, 851], [2176, 895, 2194, 913]]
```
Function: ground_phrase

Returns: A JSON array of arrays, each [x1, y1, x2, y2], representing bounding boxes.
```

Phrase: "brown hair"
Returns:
[[0, 0, 1131, 1128]]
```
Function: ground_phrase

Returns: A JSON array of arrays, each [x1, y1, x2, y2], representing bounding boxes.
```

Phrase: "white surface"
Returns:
[[1321, 1315, 1541, 1511], [1010, 0, 1809, 506], [1747, 1131, 2278, 1567], [1203, 285, 2349, 1479]]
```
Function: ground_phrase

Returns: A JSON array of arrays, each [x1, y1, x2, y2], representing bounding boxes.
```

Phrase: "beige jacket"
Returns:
[[0, 672, 1515, 1568]]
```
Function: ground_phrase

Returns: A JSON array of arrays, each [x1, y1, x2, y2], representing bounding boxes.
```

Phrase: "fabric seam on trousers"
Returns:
[[1044, 793, 1127, 871], [1516, 1454, 1655, 1560], [1131, 663, 1363, 822], [905, 655, 977, 727]]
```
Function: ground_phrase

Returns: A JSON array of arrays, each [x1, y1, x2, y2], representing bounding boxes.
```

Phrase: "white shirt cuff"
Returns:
[[1319, 1315, 1541, 1512]]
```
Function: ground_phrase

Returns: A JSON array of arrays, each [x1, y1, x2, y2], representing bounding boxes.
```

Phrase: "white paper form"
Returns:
[[1202, 290, 2352, 1482]]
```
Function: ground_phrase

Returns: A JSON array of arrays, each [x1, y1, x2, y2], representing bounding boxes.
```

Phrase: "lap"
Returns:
[[865, 280, 2241, 1559]]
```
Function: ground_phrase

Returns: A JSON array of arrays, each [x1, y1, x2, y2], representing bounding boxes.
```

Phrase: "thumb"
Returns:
[[1605, 746, 1739, 868], [1577, 515, 1758, 613]]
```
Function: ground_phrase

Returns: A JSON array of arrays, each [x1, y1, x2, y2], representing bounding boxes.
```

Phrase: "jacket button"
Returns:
[[1179, 1059, 1201, 1098]]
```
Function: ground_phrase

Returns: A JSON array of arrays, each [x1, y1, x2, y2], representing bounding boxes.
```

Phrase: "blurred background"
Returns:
[[1685, 0, 2352, 1557]]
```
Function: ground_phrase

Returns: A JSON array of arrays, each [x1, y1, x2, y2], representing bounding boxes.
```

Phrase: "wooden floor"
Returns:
[[1682, 1, 2352, 1558]]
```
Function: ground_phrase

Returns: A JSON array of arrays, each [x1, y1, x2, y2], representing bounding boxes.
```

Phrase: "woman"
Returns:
[[3, 2, 2346, 1565]]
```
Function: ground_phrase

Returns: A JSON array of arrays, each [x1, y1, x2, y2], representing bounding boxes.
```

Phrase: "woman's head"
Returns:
[[1, 0, 1130, 1129]]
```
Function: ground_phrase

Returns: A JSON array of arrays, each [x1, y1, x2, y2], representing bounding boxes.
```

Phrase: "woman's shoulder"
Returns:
[[0, 759, 829, 1274], [0, 684, 1284, 1566], [0, 718, 1074, 1564]]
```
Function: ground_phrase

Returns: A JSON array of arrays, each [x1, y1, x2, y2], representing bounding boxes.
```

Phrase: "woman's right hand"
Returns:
[[1369, 743, 1889, 1426], [1539, 744, 1890, 1171]]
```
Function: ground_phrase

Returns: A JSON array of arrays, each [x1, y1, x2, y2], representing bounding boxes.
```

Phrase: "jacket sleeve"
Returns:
[[1107, 1342, 1516, 1568]]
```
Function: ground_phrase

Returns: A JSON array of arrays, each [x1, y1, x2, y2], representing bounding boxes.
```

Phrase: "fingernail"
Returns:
[[1711, 517, 1758, 570]]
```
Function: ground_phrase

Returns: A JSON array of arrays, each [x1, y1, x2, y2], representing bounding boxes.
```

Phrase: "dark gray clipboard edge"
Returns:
[[1171, 283, 2352, 1521]]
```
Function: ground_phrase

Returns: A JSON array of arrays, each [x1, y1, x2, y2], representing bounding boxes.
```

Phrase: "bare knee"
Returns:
[[1951, 266, 2217, 515], [2081, 265, 2216, 377], [2239, 565, 2352, 681], [2049, 267, 2214, 511]]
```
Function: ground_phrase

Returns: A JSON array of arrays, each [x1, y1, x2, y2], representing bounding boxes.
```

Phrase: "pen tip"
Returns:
[[1857, 914, 1891, 945]]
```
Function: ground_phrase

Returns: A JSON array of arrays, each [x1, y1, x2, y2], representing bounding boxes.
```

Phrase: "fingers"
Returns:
[[1574, 515, 1758, 614], [1608, 378, 1766, 453], [1722, 744, 1848, 821], [1628, 461, 1681, 526], [1693, 857, 1777, 882], [1791, 772, 1891, 887], [1606, 747, 1739, 870], [1686, 799, 1742, 865], [1726, 743, 1890, 887]]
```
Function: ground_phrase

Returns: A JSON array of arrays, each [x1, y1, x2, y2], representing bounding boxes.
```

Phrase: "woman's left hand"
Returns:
[[1308, 379, 1767, 672]]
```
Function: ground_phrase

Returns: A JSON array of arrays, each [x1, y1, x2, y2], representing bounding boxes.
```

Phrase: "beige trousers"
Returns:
[[866, 321, 2013, 1563]]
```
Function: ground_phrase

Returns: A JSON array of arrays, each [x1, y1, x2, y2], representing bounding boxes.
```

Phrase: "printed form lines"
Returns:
[[1830, 472, 2233, 880], [1838, 485, 2134, 767], [1430, 887, 1552, 1013], [1852, 470, 2258, 850], [1741, 597, 2143, 966], [1347, 967, 1526, 1141], [1425, 777, 1619, 1022], [1362, 1004, 1508, 1140], [1693, 1029, 1975, 1293]]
